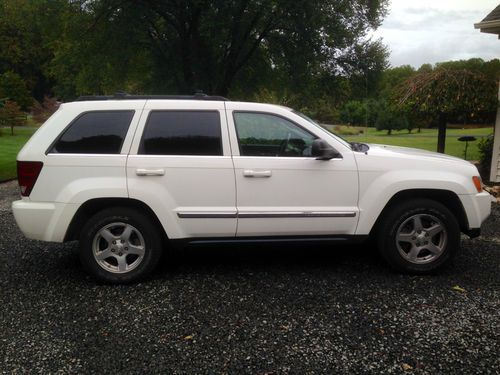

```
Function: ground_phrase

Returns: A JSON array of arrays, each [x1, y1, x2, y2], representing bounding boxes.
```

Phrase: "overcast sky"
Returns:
[[371, 0, 500, 68]]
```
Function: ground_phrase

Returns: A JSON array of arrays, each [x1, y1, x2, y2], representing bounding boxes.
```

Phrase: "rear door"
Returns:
[[127, 100, 236, 239]]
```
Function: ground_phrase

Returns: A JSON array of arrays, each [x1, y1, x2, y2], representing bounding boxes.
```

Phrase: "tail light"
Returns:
[[17, 161, 43, 197]]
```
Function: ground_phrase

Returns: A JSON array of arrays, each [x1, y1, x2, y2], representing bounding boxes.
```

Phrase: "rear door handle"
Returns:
[[243, 170, 272, 178], [136, 168, 165, 176]]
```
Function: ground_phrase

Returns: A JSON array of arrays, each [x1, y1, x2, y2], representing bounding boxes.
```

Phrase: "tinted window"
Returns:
[[234, 112, 316, 157], [51, 111, 134, 154], [140, 111, 222, 155]]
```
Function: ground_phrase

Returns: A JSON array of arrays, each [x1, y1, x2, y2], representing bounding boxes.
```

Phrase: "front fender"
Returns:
[[355, 170, 472, 235]]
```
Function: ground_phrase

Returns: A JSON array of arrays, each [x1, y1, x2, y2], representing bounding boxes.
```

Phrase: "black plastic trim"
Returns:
[[75, 93, 228, 102], [464, 228, 481, 238], [170, 234, 369, 248]]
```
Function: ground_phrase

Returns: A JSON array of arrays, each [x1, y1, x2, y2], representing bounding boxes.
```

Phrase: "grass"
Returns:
[[0, 125, 494, 182], [326, 125, 493, 161], [0, 127, 38, 181]]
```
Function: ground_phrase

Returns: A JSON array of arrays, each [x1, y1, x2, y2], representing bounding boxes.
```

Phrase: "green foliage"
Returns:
[[379, 65, 416, 99], [0, 100, 26, 135], [397, 67, 498, 122], [478, 135, 494, 179], [13, 0, 388, 101], [0, 0, 66, 101], [0, 71, 32, 110], [375, 104, 408, 135], [340, 100, 366, 126], [339, 98, 381, 126]]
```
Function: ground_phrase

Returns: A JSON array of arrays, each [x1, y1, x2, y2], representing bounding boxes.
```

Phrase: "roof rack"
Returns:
[[75, 91, 228, 102]]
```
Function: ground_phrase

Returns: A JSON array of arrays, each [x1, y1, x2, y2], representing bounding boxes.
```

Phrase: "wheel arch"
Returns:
[[369, 189, 469, 237], [64, 198, 168, 242]]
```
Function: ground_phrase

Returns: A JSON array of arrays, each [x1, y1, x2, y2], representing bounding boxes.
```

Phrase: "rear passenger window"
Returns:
[[50, 111, 134, 154], [139, 111, 222, 155]]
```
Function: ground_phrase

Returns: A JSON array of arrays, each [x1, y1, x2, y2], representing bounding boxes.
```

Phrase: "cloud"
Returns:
[[373, 2, 500, 67]]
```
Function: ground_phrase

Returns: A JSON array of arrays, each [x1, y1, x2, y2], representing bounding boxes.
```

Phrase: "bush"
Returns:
[[0, 100, 26, 135], [478, 135, 494, 180], [31, 96, 60, 124], [340, 100, 365, 126]]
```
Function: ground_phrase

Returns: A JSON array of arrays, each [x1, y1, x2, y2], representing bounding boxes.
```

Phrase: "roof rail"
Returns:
[[75, 91, 229, 102]]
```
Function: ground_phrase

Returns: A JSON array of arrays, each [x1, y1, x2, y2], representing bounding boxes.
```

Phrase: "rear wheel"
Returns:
[[80, 207, 163, 283], [377, 199, 460, 274]]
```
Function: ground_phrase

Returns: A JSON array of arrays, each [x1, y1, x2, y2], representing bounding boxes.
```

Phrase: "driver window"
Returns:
[[233, 112, 316, 157]]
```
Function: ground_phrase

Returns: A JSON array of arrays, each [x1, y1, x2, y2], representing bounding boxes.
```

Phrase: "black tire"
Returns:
[[79, 207, 163, 283], [376, 198, 460, 274]]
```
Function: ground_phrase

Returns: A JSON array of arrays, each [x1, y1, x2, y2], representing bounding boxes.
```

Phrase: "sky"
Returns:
[[371, 0, 500, 68]]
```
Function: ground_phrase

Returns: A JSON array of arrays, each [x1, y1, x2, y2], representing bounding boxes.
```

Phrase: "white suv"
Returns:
[[12, 94, 492, 283]]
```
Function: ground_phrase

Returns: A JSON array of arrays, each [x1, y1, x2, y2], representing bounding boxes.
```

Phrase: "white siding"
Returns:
[[490, 84, 500, 183]]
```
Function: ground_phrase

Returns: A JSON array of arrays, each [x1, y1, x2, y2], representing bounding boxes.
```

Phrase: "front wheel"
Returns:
[[80, 207, 163, 283], [377, 199, 460, 274]]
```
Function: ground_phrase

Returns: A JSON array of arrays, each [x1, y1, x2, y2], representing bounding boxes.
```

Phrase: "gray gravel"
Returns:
[[0, 181, 499, 374]]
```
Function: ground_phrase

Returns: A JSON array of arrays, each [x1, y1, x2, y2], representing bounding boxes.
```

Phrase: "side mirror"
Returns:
[[311, 139, 342, 160]]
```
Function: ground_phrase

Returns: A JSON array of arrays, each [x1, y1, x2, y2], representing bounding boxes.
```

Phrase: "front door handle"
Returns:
[[136, 168, 165, 176], [243, 170, 272, 178]]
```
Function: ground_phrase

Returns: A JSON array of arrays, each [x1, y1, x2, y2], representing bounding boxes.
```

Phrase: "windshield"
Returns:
[[291, 110, 352, 149]]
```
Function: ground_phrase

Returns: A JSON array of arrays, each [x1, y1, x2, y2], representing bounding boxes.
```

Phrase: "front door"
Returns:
[[226, 107, 359, 237]]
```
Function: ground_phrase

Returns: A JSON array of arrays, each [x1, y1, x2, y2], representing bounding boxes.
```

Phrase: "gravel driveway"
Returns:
[[1, 180, 499, 374]]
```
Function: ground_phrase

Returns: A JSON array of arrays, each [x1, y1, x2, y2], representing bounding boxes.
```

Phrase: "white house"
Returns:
[[474, 4, 500, 182]]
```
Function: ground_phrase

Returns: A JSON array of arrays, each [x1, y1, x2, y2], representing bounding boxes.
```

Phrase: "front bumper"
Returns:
[[459, 191, 494, 233], [12, 200, 78, 242]]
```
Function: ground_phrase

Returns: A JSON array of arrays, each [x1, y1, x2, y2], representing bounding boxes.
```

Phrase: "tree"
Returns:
[[375, 103, 408, 135], [0, 101, 26, 135], [0, 71, 33, 110], [0, 0, 66, 101], [49, 0, 388, 98], [340, 100, 366, 126], [396, 68, 498, 153]]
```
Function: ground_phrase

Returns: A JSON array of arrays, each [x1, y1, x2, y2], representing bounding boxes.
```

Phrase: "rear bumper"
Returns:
[[12, 200, 78, 242]]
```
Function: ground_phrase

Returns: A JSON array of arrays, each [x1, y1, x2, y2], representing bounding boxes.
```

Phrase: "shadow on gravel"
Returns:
[[161, 242, 384, 273], [42, 241, 388, 284]]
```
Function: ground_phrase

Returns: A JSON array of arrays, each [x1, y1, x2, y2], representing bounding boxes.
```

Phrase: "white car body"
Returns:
[[12, 99, 492, 245]]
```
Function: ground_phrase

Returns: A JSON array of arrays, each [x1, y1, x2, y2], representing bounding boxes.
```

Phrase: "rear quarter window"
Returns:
[[49, 110, 134, 154]]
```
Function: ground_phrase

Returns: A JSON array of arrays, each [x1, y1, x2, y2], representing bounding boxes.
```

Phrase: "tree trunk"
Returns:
[[437, 113, 447, 153]]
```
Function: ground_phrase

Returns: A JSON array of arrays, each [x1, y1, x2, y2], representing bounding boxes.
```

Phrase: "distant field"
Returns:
[[326, 125, 493, 161], [0, 125, 494, 182], [0, 127, 38, 181]]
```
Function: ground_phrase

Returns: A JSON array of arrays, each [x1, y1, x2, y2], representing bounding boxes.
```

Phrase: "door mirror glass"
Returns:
[[311, 139, 342, 160]]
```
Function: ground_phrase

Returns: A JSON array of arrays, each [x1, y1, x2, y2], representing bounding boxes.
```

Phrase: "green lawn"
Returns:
[[0, 125, 493, 182], [0, 127, 38, 181], [330, 126, 493, 161]]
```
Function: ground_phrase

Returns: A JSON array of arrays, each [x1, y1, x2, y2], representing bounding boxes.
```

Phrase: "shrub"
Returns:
[[0, 100, 26, 135], [340, 100, 365, 126], [31, 96, 60, 124], [478, 135, 494, 180]]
